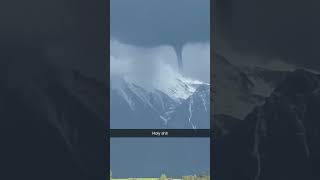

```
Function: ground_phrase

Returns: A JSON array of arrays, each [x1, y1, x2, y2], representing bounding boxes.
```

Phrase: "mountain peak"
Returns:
[[275, 69, 320, 96]]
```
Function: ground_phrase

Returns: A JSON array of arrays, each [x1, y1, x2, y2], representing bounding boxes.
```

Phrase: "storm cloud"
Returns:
[[110, 40, 210, 90], [216, 0, 320, 70], [110, 0, 210, 70], [110, 0, 210, 46]]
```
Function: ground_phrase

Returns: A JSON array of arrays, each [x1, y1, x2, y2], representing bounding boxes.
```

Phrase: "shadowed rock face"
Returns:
[[0, 0, 107, 179], [215, 70, 320, 180]]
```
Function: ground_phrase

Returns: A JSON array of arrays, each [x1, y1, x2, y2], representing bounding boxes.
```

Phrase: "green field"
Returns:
[[110, 172, 210, 180], [112, 177, 208, 180], [112, 179, 163, 180]]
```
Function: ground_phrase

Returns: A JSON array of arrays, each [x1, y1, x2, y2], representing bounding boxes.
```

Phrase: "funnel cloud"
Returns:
[[110, 0, 210, 71]]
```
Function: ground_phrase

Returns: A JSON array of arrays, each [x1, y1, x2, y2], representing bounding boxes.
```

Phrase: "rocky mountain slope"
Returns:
[[215, 69, 320, 180]]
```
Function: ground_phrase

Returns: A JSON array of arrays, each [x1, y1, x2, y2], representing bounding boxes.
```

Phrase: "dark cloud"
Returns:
[[110, 0, 210, 47], [217, 0, 320, 70], [111, 0, 210, 70]]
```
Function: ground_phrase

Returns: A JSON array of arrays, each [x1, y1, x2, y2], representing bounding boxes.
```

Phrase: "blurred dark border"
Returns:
[[1, 0, 109, 179]]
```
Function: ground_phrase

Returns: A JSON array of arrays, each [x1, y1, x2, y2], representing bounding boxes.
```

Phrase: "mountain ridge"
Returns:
[[215, 69, 320, 180]]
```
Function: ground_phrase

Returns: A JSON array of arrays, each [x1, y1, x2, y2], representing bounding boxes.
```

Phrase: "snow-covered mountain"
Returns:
[[111, 79, 175, 129], [213, 54, 265, 119], [213, 54, 291, 120], [242, 66, 287, 97], [110, 72, 210, 129], [167, 84, 210, 129], [111, 52, 287, 129]]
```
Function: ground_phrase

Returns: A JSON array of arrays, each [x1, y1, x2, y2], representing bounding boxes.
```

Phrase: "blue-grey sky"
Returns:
[[110, 0, 210, 47], [110, 138, 210, 178], [110, 0, 210, 82]]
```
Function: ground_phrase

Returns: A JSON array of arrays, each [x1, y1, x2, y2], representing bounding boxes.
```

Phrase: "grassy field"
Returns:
[[112, 176, 208, 180], [111, 175, 209, 180], [112, 178, 159, 179]]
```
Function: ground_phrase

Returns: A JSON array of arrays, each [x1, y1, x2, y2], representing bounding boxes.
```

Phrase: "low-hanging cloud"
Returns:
[[110, 40, 210, 89], [183, 43, 210, 83], [110, 40, 179, 90]]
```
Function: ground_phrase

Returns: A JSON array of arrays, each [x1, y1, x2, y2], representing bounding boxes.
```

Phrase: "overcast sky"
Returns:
[[216, 0, 320, 71], [110, 0, 210, 47], [110, 0, 210, 83], [111, 138, 210, 178], [111, 0, 320, 72]]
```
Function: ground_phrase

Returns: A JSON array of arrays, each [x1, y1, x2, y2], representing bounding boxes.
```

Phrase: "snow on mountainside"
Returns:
[[111, 52, 288, 128], [115, 75, 203, 105], [111, 58, 204, 101], [110, 41, 210, 129], [110, 58, 210, 129], [112, 78, 178, 114], [110, 74, 209, 129], [167, 84, 210, 129]]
